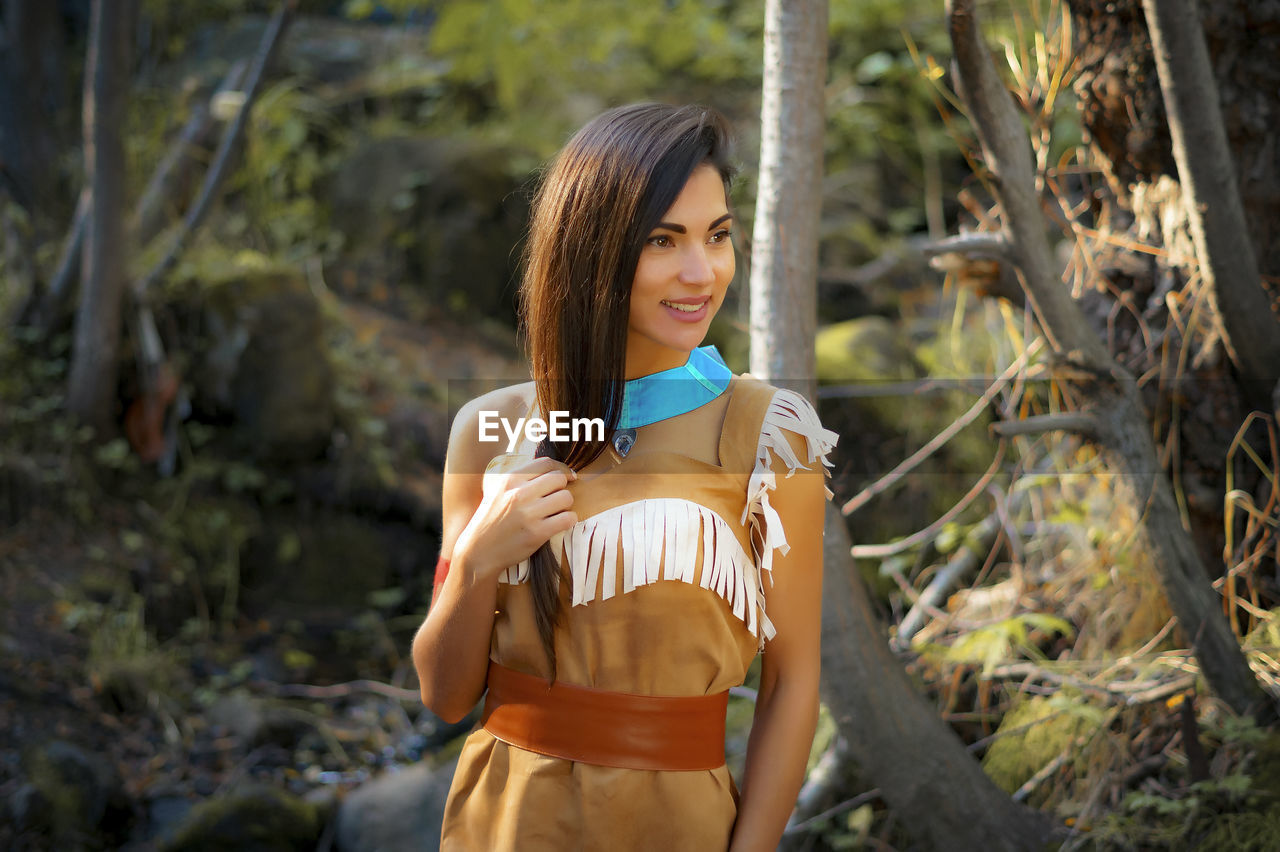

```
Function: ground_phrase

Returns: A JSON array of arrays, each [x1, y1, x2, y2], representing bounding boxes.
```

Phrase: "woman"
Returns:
[[412, 103, 837, 851]]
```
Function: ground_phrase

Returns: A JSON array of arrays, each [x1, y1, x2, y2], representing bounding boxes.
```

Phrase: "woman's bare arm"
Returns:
[[411, 387, 577, 722], [729, 432, 826, 851]]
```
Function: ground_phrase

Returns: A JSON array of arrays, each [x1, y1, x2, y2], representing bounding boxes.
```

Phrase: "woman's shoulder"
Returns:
[[447, 382, 537, 475], [723, 374, 837, 476]]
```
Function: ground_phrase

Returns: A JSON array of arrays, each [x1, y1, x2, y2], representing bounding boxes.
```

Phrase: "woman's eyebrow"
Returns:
[[653, 213, 733, 234]]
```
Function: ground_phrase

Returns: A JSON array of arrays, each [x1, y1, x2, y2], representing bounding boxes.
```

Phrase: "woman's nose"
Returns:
[[678, 245, 716, 286]]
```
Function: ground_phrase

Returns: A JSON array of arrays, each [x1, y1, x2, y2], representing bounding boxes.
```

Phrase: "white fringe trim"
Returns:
[[498, 388, 837, 649], [502, 499, 776, 643], [741, 389, 839, 594]]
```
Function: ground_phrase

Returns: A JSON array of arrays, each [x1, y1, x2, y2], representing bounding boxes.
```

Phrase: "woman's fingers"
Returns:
[[524, 469, 575, 500], [512, 456, 577, 483]]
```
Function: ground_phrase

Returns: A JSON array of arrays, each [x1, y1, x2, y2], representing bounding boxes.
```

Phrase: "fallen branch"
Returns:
[[255, 678, 420, 703], [133, 59, 249, 248], [29, 189, 88, 331], [133, 1, 296, 304], [895, 509, 1004, 644], [784, 788, 882, 836]]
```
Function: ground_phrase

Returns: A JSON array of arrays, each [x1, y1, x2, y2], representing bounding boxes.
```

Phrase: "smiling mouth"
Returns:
[[661, 299, 707, 313]]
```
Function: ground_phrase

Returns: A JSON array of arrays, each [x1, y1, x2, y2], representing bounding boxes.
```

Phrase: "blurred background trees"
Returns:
[[1, 1, 1278, 849]]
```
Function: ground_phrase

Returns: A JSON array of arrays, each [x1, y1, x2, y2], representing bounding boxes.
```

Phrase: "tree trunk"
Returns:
[[1139, 0, 1280, 407], [66, 0, 132, 433], [748, 0, 827, 399], [0, 0, 67, 220], [1067, 0, 1279, 634], [820, 503, 1052, 850], [947, 0, 1275, 721]]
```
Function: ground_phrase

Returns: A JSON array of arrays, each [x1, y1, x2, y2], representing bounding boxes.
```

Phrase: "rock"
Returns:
[[7, 783, 52, 833], [193, 270, 335, 463], [228, 273, 335, 462], [326, 135, 530, 324], [816, 316, 917, 387], [208, 693, 317, 751], [139, 794, 196, 847], [158, 784, 322, 852], [334, 757, 457, 852], [18, 739, 132, 843]]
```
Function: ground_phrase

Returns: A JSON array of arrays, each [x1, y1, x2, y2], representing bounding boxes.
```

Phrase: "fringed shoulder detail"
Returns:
[[741, 388, 838, 604]]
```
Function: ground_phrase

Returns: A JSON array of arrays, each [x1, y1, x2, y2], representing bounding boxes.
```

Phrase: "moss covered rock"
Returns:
[[982, 695, 1095, 797], [159, 784, 321, 852]]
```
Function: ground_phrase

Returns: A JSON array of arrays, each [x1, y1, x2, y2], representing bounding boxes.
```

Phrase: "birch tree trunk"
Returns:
[[749, 0, 826, 399], [66, 0, 132, 433], [750, 3, 1054, 847]]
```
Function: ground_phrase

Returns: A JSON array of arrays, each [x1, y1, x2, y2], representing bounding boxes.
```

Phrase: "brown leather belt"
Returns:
[[481, 661, 728, 771]]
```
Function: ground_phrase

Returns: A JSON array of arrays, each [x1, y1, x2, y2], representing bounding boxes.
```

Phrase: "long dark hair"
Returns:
[[519, 103, 735, 678]]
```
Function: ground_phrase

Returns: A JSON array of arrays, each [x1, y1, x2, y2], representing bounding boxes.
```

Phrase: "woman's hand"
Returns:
[[412, 385, 577, 722], [452, 456, 579, 583]]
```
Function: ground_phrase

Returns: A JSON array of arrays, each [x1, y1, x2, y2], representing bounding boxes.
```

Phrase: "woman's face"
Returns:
[[625, 164, 735, 378]]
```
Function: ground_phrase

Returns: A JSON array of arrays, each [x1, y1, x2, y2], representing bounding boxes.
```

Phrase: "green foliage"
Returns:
[[943, 612, 1074, 673], [238, 81, 344, 257], [351, 0, 760, 119]]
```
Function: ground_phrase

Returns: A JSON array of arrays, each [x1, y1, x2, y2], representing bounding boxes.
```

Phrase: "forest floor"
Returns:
[[0, 294, 517, 849]]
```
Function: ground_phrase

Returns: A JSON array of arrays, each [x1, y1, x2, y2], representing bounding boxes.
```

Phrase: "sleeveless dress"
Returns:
[[439, 375, 837, 851]]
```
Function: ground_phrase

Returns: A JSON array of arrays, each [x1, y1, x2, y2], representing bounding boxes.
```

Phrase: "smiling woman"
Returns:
[[411, 103, 836, 852]]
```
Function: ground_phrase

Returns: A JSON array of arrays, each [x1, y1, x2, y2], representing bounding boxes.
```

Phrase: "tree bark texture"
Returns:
[[66, 0, 132, 433], [1066, 0, 1280, 592], [947, 0, 1275, 720], [1139, 0, 1280, 406], [748, 0, 827, 400], [820, 503, 1052, 851], [1068, 0, 1280, 375]]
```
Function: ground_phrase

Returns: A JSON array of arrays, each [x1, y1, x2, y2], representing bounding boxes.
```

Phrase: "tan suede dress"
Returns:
[[439, 376, 836, 852]]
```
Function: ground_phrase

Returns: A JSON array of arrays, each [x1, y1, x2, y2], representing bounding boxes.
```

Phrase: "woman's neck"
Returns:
[[624, 341, 694, 380]]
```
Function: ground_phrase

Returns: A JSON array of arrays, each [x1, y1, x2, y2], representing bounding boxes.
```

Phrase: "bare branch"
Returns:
[[841, 338, 1042, 515], [920, 231, 1010, 261], [850, 438, 1006, 559], [990, 412, 1099, 438], [133, 1, 296, 304]]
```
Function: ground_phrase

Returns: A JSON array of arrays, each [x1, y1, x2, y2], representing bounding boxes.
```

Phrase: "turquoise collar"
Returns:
[[618, 346, 731, 430]]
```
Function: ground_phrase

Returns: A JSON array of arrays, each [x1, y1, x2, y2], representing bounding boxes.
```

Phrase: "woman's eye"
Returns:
[[709, 229, 732, 244], [646, 235, 674, 248]]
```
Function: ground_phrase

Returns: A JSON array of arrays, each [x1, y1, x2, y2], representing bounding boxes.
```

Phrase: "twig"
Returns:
[[1012, 750, 1069, 802], [851, 438, 1006, 559], [255, 678, 421, 703], [841, 338, 1042, 515], [895, 510, 1003, 645], [991, 412, 1098, 438], [920, 231, 1010, 261], [783, 788, 882, 835]]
